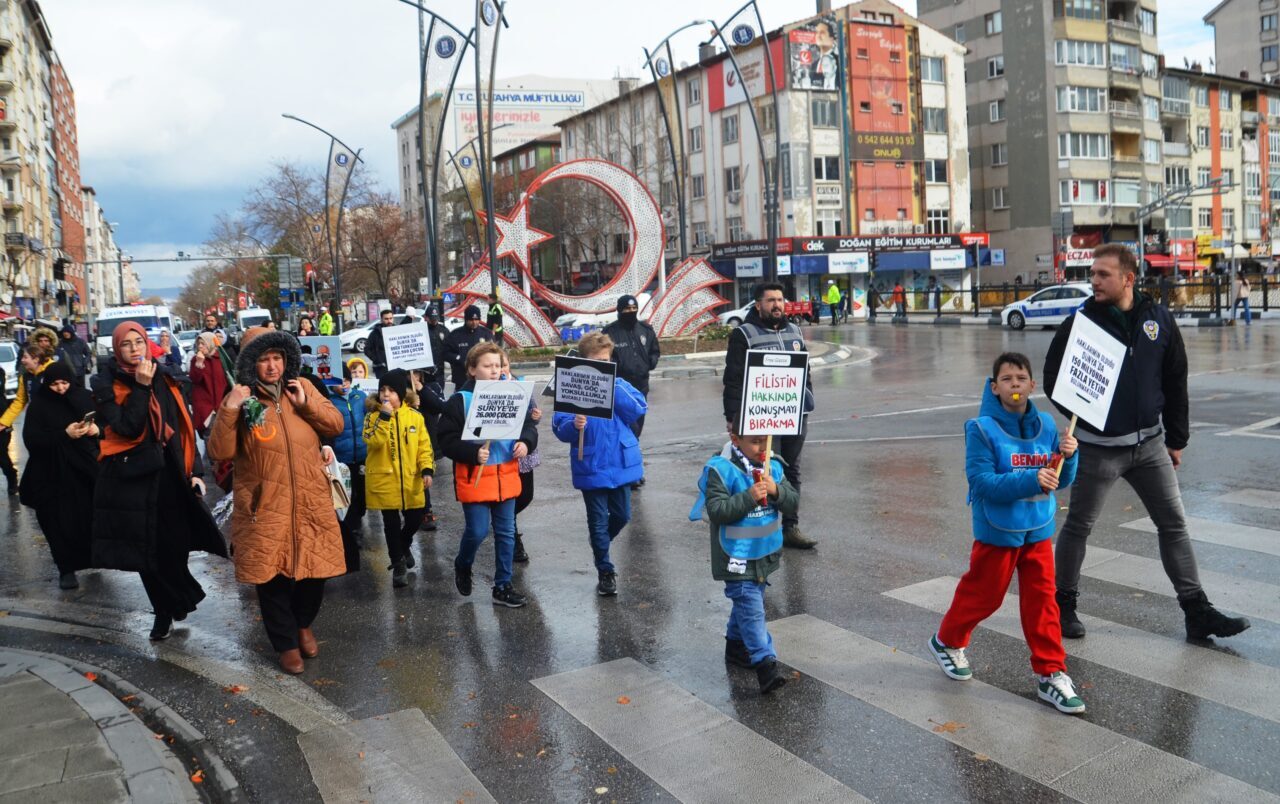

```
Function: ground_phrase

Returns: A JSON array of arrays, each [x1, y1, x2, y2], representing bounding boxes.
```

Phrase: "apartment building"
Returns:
[[1204, 0, 1280, 82], [80, 185, 122, 311]]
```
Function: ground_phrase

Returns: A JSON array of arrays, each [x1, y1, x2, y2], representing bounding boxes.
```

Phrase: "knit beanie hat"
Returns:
[[379, 369, 410, 402]]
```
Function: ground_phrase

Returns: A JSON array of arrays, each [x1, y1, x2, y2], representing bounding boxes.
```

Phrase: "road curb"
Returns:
[[1, 647, 244, 803]]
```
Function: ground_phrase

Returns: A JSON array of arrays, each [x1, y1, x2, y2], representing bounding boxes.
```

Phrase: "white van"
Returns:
[[236, 308, 272, 332], [95, 304, 174, 359]]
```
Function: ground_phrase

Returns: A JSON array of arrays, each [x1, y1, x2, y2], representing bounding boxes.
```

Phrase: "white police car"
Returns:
[[1001, 283, 1092, 330]]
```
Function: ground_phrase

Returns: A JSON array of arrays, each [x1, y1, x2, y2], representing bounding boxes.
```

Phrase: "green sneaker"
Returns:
[[1037, 672, 1086, 714], [928, 634, 972, 681]]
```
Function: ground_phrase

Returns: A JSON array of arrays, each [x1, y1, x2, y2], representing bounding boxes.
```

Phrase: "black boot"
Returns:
[[754, 658, 788, 695], [724, 638, 752, 669], [1179, 591, 1251, 640], [513, 534, 529, 563], [1056, 590, 1086, 639]]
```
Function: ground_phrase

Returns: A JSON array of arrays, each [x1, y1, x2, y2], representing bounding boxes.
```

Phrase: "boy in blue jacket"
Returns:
[[334, 362, 369, 562], [551, 332, 647, 597], [928, 352, 1086, 714]]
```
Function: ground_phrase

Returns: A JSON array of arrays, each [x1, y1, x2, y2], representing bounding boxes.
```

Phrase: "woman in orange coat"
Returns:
[[207, 327, 345, 674]]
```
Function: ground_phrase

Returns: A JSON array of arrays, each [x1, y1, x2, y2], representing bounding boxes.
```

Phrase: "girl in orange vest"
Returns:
[[437, 342, 538, 608]]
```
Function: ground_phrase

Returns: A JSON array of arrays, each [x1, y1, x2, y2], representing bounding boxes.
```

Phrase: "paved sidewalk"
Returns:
[[0, 649, 200, 803]]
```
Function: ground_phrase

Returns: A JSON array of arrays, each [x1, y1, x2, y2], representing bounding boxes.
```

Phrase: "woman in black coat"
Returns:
[[92, 322, 227, 641], [19, 361, 98, 590]]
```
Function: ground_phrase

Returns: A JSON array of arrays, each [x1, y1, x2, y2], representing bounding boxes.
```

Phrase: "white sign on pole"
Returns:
[[738, 350, 809, 436], [1050, 314, 1127, 430], [553, 356, 616, 419], [383, 322, 434, 372], [463, 381, 534, 441]]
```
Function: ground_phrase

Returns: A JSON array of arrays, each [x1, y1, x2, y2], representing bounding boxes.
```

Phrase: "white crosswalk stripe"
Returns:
[[771, 614, 1277, 803], [1121, 515, 1280, 557], [1217, 489, 1280, 511], [884, 576, 1280, 724]]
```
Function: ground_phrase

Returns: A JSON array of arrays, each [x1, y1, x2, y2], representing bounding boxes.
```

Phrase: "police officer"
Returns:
[[722, 282, 817, 549], [602, 295, 660, 488], [442, 305, 494, 389]]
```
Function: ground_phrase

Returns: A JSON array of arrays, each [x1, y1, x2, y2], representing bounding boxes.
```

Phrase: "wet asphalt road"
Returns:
[[1, 321, 1278, 802]]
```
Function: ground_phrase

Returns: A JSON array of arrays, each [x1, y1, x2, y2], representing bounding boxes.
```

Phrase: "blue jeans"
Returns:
[[456, 499, 517, 588], [581, 486, 631, 574], [1233, 297, 1252, 324], [724, 580, 775, 664]]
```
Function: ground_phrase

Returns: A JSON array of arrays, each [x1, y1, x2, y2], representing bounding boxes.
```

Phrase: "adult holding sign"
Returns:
[[437, 342, 538, 608], [1045, 244, 1249, 641], [382, 321, 435, 374], [552, 333, 647, 597], [723, 283, 817, 549]]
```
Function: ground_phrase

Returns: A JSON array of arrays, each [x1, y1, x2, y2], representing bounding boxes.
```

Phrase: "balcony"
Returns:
[[1161, 98, 1191, 117], [1243, 110, 1260, 128], [0, 35, 11, 52], [0, 154, 19, 170], [1163, 141, 1190, 158], [1107, 19, 1142, 45], [1112, 155, 1144, 177], [4, 232, 27, 251], [1109, 67, 1141, 90], [0, 72, 12, 93], [1, 193, 21, 211]]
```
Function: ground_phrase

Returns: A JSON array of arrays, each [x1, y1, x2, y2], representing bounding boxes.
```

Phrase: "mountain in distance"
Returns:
[[138, 286, 183, 304]]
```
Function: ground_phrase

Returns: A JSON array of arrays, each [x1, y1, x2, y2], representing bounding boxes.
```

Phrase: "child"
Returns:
[[409, 367, 447, 532], [502, 351, 541, 563], [333, 363, 369, 566], [927, 352, 1084, 714], [690, 422, 798, 694], [437, 343, 538, 607], [551, 332, 646, 596], [347, 356, 371, 382], [363, 369, 434, 588]]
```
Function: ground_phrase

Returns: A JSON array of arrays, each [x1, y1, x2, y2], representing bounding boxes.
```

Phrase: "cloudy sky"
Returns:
[[46, 0, 1216, 292]]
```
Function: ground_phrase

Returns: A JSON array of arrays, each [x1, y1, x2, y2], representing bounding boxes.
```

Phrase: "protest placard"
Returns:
[[298, 336, 343, 386], [1050, 313, 1127, 431], [738, 350, 809, 437], [353, 378, 381, 396], [463, 381, 534, 442], [552, 355, 616, 420], [383, 322, 434, 372]]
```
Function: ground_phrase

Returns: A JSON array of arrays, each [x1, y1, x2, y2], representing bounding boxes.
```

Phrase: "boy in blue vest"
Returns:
[[691, 422, 799, 695], [928, 352, 1086, 714]]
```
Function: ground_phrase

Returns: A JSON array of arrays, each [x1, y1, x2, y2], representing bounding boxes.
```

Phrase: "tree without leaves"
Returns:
[[344, 192, 427, 304]]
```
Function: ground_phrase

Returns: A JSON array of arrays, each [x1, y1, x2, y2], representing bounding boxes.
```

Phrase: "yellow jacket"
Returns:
[[362, 402, 434, 510], [823, 284, 842, 305], [0, 357, 54, 428]]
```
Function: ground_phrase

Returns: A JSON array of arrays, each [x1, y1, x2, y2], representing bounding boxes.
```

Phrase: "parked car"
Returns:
[[339, 315, 408, 353], [717, 302, 754, 327], [1000, 283, 1093, 330], [177, 329, 199, 371], [0, 340, 17, 394]]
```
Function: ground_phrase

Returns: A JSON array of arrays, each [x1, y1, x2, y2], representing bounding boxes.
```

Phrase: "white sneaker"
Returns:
[[1037, 672, 1086, 714], [928, 634, 972, 680]]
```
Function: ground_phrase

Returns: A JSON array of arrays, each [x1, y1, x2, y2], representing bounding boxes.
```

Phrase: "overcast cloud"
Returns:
[[44, 0, 1215, 290]]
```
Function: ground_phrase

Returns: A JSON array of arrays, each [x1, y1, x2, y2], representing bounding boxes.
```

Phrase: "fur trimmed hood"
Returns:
[[234, 327, 301, 386]]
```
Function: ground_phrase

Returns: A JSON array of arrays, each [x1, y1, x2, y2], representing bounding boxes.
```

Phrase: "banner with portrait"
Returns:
[[789, 15, 840, 90]]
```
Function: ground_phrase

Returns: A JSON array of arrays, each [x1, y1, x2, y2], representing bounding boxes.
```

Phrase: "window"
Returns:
[[1265, 45, 1279, 63], [1053, 0, 1103, 21], [1110, 43, 1139, 73], [921, 56, 944, 83], [691, 174, 705, 199], [606, 113, 618, 134], [1265, 14, 1278, 31], [1221, 129, 1234, 149], [954, 23, 966, 44], [1162, 76, 1191, 115], [1198, 166, 1212, 185], [632, 103, 644, 126], [727, 216, 746, 242], [692, 222, 710, 248], [1143, 138, 1161, 164], [660, 180, 674, 206], [1223, 168, 1235, 186], [1220, 91, 1233, 110], [1197, 207, 1213, 228], [1168, 206, 1192, 234], [1054, 40, 1105, 67], [724, 166, 741, 192], [987, 55, 1005, 78], [992, 187, 1009, 209], [1223, 208, 1236, 231], [1165, 166, 1190, 189], [991, 142, 1008, 165], [757, 101, 776, 134], [688, 125, 703, 153], [723, 115, 739, 144], [1139, 8, 1156, 35], [1271, 97, 1280, 117], [889, 50, 902, 63], [815, 209, 842, 236], [856, 48, 869, 59], [813, 156, 841, 181], [925, 159, 948, 183], [1057, 132, 1109, 159], [923, 107, 947, 133], [985, 11, 1003, 35], [1246, 169, 1262, 198], [1194, 85, 1209, 107], [687, 78, 701, 105], [812, 98, 839, 128], [1142, 53, 1159, 78], [585, 120, 596, 139], [1058, 179, 1108, 204], [859, 101, 872, 113], [564, 128, 576, 148], [891, 101, 905, 115], [631, 145, 644, 168], [1143, 96, 1160, 121], [1246, 203, 1262, 233], [926, 208, 950, 234], [1196, 126, 1211, 148], [1056, 85, 1106, 112], [989, 99, 1006, 122], [1112, 180, 1141, 206]]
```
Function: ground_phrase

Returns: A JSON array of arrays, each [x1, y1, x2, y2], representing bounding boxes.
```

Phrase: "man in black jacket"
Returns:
[[57, 325, 93, 383], [722, 282, 817, 549], [442, 305, 494, 389], [363, 308, 396, 378], [602, 295, 661, 488], [1045, 244, 1249, 642]]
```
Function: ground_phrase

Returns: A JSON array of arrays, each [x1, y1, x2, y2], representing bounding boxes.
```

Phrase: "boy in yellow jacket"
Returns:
[[363, 369, 434, 588]]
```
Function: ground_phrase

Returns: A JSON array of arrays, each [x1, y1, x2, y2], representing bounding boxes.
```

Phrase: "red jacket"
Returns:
[[188, 355, 228, 433]]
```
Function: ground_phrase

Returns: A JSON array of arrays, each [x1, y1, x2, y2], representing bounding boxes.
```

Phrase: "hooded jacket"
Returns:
[[551, 377, 647, 490], [601, 314, 661, 395], [206, 327, 346, 584], [0, 356, 55, 429], [964, 383, 1078, 548], [331, 384, 369, 465], [56, 326, 93, 377], [362, 396, 434, 510], [1044, 293, 1188, 450]]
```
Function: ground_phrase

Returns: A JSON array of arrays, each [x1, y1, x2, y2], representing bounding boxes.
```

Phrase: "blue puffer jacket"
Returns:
[[331, 387, 368, 465], [551, 377, 647, 490], [964, 383, 1078, 547]]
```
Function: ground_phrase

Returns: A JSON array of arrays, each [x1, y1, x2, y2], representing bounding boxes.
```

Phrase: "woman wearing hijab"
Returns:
[[207, 327, 345, 674], [156, 330, 183, 368], [92, 322, 227, 640], [20, 361, 99, 590], [189, 332, 229, 436], [297, 316, 317, 337]]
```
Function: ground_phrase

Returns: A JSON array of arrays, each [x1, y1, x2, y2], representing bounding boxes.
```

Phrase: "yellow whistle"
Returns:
[[1012, 393, 1021, 401]]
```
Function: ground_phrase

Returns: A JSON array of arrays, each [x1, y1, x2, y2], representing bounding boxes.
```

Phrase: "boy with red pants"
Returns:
[[928, 352, 1086, 714]]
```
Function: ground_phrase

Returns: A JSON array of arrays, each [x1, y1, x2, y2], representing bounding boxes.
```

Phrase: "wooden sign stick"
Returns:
[[474, 441, 490, 488], [765, 435, 773, 467], [1053, 415, 1078, 479], [578, 428, 585, 461]]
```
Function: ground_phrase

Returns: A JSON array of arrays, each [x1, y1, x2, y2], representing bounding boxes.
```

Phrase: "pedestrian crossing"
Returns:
[[1121, 515, 1280, 558], [1217, 488, 1280, 510]]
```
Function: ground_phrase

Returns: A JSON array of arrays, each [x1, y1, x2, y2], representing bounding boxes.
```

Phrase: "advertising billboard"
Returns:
[[789, 15, 841, 91]]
